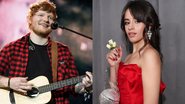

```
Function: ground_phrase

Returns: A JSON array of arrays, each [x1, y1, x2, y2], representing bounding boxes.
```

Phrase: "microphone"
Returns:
[[51, 22, 59, 30], [51, 22, 92, 40]]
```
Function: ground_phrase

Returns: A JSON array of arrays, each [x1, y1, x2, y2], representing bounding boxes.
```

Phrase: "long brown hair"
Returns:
[[121, 0, 162, 61]]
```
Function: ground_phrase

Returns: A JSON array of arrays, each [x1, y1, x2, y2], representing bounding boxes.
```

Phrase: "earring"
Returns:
[[147, 27, 152, 40]]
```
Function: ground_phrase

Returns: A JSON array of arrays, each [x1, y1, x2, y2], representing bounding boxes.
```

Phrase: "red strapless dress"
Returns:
[[117, 62, 166, 104]]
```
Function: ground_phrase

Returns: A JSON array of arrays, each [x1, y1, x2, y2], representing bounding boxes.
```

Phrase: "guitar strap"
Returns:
[[9, 89, 16, 104], [7, 41, 58, 104], [6, 59, 16, 103], [6, 41, 57, 104], [51, 41, 58, 82]]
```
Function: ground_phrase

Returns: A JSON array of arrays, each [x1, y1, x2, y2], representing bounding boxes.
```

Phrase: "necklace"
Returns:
[[29, 38, 48, 51]]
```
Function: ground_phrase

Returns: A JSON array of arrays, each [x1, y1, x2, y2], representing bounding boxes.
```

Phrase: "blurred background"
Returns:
[[0, 0, 92, 103]]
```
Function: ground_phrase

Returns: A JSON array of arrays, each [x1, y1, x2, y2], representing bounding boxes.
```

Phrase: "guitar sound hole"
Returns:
[[27, 87, 39, 98]]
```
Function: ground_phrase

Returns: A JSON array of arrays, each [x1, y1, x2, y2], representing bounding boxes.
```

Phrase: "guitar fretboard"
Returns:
[[38, 75, 85, 94]]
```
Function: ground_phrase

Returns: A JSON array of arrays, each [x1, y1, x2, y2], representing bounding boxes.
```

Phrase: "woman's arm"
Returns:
[[141, 48, 161, 104], [109, 65, 119, 90], [106, 47, 122, 90]]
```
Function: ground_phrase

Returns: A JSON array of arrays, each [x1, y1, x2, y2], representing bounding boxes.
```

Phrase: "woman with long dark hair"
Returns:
[[106, 1, 165, 104]]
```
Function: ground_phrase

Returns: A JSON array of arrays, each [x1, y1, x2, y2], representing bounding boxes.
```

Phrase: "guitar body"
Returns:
[[0, 76, 51, 104]]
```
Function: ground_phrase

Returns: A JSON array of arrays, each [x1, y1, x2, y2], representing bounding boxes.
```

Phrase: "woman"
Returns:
[[106, 1, 165, 104]]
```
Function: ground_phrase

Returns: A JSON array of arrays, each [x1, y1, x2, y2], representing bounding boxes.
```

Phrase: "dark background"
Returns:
[[51, 0, 92, 103], [0, 0, 92, 103]]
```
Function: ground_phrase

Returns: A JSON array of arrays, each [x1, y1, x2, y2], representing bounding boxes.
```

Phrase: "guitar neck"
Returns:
[[38, 75, 85, 94]]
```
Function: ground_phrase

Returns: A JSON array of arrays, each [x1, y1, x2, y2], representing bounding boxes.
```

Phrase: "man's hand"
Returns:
[[75, 71, 93, 93], [82, 71, 93, 88], [9, 77, 33, 93]]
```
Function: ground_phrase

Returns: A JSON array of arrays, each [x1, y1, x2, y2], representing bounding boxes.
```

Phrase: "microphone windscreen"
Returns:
[[51, 22, 58, 30]]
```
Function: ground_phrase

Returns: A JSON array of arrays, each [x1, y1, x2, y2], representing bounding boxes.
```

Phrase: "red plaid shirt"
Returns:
[[0, 33, 79, 104]]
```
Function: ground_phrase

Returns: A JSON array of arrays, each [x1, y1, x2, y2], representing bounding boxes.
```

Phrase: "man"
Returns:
[[0, 1, 92, 104]]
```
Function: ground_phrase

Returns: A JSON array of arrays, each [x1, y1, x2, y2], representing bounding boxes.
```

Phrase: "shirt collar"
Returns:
[[23, 33, 52, 48]]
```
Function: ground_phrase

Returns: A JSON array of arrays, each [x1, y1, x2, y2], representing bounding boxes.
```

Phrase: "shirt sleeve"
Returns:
[[65, 47, 79, 94], [0, 44, 11, 75], [55, 45, 79, 95]]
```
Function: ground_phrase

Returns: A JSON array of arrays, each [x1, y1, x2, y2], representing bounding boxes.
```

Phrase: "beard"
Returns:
[[31, 25, 52, 38]]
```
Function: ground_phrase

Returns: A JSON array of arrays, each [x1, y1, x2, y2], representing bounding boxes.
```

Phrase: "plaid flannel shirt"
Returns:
[[0, 33, 79, 104]]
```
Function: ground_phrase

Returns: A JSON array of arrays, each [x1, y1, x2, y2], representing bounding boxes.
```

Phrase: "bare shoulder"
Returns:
[[141, 45, 161, 69], [124, 53, 132, 62], [142, 46, 160, 61]]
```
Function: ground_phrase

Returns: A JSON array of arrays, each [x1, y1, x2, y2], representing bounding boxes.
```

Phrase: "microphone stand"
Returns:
[[57, 25, 92, 40]]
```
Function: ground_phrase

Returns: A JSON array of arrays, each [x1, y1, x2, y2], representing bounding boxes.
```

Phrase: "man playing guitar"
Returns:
[[0, 1, 92, 104]]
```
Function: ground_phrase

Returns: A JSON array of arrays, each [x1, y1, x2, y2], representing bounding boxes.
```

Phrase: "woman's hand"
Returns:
[[106, 46, 122, 67]]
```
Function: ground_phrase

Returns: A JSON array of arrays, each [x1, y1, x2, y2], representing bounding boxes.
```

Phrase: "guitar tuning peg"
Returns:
[[87, 95, 90, 99], [84, 93, 87, 97], [84, 97, 87, 101]]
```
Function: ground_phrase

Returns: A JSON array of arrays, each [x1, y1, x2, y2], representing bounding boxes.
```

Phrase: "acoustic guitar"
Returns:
[[0, 75, 84, 104]]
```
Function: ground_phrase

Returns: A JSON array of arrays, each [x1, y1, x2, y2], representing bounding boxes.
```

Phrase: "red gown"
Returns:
[[117, 62, 166, 104]]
